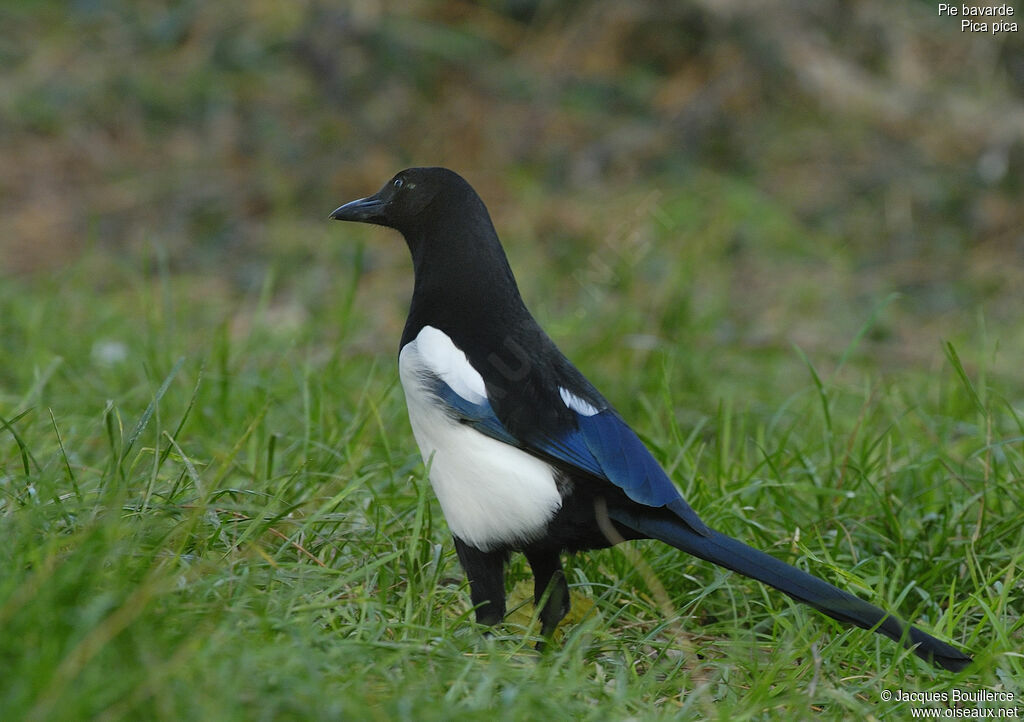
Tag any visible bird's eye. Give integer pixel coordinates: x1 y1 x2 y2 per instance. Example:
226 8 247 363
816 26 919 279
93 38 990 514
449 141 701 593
393 178 404 189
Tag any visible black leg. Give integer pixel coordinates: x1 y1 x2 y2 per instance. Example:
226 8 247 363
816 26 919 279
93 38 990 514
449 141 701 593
454 537 508 627
524 548 570 641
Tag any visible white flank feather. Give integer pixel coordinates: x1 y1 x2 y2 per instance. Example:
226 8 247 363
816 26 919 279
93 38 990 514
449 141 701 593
399 326 561 550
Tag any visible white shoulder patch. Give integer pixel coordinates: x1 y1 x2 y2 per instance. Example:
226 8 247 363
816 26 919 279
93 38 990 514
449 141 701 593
559 387 600 416
412 326 488 404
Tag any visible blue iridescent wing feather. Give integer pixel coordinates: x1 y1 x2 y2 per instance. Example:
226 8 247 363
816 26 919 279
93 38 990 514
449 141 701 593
429 377 709 535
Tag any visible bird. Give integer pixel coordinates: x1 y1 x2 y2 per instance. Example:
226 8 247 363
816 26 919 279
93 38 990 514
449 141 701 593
329 166 971 672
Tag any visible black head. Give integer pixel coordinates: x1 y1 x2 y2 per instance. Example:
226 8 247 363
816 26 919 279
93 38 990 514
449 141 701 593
330 166 524 338
329 167 479 236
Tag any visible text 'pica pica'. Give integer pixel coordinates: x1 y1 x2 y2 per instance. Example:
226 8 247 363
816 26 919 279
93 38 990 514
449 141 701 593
330 167 971 672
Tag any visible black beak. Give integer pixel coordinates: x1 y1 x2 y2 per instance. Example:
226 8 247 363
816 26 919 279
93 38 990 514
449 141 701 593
329 194 387 223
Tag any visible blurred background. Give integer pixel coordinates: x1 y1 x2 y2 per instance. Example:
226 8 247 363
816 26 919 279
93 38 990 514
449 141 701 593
2 0 1023 381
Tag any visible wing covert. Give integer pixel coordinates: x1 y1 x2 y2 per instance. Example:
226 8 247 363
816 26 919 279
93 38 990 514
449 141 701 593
426 376 709 535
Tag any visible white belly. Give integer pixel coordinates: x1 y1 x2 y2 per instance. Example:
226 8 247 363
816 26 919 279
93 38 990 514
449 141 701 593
398 329 562 551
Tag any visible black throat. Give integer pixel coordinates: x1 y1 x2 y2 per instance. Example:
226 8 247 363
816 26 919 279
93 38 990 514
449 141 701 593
398 198 529 351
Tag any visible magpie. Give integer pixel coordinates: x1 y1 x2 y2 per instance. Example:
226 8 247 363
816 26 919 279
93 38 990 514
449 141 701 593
330 167 971 672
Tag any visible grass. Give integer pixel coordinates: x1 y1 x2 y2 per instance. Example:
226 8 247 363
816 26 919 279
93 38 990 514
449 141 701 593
1 179 1022 721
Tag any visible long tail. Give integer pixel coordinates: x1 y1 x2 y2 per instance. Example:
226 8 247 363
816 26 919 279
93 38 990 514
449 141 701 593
610 509 971 671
